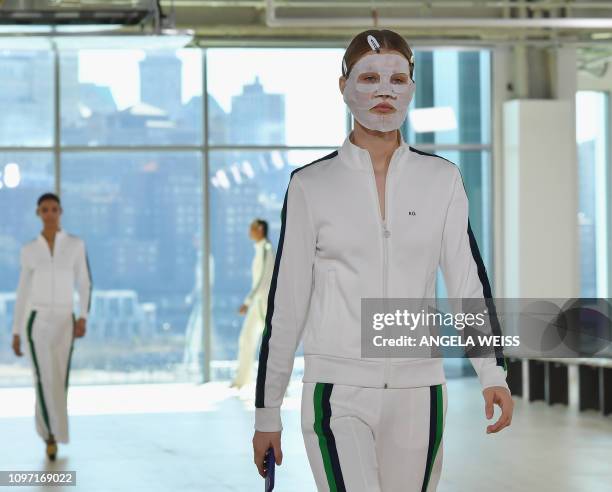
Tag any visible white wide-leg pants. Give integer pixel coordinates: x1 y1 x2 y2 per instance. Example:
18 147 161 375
25 309 75 443
301 382 448 492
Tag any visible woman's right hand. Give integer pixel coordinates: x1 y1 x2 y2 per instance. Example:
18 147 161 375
253 430 282 478
12 335 22 357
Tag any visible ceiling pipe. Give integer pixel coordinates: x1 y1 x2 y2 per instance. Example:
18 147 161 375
265 16 612 30
167 0 612 9
263 0 612 29
268 0 612 8
192 39 562 48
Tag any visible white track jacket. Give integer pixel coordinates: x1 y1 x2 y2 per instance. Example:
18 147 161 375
12 229 92 336
243 238 274 309
255 132 508 432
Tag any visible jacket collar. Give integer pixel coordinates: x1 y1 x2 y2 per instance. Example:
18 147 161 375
254 237 268 248
38 228 65 254
338 130 410 172
38 228 65 240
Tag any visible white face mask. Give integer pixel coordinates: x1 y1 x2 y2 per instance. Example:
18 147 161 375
342 52 416 132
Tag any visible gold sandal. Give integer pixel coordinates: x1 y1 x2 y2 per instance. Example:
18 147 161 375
46 441 57 461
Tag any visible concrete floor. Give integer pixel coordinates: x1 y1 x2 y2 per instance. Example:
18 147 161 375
0 378 610 492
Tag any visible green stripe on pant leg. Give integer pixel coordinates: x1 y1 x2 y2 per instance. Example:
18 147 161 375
421 384 444 492
313 383 337 491
26 311 52 438
431 385 444 469
65 314 76 391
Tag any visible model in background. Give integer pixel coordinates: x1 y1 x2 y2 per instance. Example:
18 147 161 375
231 219 275 389
11 193 92 460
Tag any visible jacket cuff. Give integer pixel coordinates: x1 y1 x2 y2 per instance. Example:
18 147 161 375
478 368 510 392
255 407 283 432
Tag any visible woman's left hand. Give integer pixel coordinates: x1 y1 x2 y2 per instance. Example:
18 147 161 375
12 335 23 357
74 318 87 338
483 386 514 434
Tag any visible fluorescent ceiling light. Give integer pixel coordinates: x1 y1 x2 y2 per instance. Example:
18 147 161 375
0 25 58 34
3 162 22 189
409 106 457 133
54 25 125 33
55 32 194 50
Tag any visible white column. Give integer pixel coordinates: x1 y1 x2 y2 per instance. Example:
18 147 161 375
502 99 578 298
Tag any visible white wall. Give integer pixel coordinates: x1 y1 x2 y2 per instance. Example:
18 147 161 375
494 47 580 298
502 99 579 298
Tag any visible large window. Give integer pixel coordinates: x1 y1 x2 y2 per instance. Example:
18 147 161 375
0 46 493 386
407 50 491 147
0 51 54 147
576 91 609 298
60 50 203 146
0 48 205 386
61 152 202 383
207 49 346 147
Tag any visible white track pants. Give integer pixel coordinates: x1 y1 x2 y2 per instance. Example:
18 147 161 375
301 382 448 492
25 309 75 443
233 297 266 387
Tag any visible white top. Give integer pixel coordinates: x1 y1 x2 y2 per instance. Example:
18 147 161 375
243 238 275 307
12 229 92 336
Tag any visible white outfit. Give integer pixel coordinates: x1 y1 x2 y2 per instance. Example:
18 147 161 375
254 132 508 490
233 238 275 387
12 229 92 443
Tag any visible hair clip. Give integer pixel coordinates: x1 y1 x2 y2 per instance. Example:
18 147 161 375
367 34 381 53
342 57 348 75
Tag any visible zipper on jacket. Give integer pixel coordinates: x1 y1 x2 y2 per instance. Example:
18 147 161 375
382 217 390 389
382 171 392 389
366 146 402 389
51 237 55 309
45 234 55 310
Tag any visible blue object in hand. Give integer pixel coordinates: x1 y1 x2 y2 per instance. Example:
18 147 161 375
264 447 275 491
